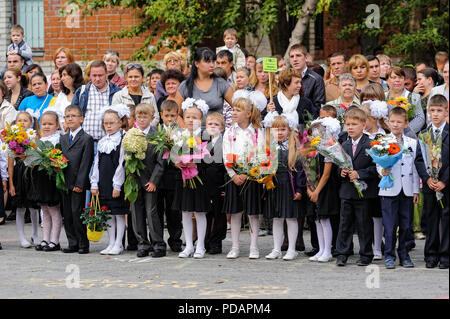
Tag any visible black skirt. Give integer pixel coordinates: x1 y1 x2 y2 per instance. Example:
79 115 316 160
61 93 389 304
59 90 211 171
11 160 40 209
172 166 211 213
28 167 60 207
98 198 129 216
223 177 263 216
263 170 302 219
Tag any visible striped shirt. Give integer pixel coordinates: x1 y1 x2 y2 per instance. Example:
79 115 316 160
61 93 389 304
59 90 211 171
84 84 110 140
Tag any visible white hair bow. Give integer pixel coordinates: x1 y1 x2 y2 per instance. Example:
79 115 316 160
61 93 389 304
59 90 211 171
262 111 298 130
310 116 341 138
100 104 131 120
181 98 209 117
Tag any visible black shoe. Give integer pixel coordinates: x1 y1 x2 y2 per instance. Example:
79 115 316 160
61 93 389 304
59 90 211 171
426 260 438 268
439 262 449 269
78 248 89 254
126 245 138 251
137 249 149 258
356 258 371 266
336 256 347 266
152 250 166 258
62 246 78 253
43 242 61 252
208 246 222 255
35 240 49 251
305 248 319 257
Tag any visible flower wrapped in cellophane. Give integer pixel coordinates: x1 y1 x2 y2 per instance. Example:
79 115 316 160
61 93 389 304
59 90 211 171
310 127 367 197
122 128 148 202
418 128 444 207
0 122 37 158
147 123 177 162
297 129 320 191
366 133 409 190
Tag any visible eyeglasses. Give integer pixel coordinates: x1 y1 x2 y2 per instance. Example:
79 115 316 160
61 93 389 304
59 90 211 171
64 115 81 119
126 63 143 71
106 50 119 57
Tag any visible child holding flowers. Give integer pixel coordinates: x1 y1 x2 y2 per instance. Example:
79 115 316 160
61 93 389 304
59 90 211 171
32 111 64 252
222 97 266 259
262 112 305 261
90 104 130 255
5 111 40 248
172 98 211 259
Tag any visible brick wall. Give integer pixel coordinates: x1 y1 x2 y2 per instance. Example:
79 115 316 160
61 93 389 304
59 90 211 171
44 0 165 65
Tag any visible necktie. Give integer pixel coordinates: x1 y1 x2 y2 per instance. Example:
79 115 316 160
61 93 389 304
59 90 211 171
435 128 440 138
69 134 73 145
352 141 357 156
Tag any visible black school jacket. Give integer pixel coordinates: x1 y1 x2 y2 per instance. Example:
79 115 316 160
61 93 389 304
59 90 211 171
339 133 379 200
60 128 94 190
136 127 165 189
204 133 226 198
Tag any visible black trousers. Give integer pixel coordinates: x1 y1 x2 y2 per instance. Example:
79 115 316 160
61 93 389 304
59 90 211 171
205 193 226 250
0 187 5 219
61 190 89 250
131 189 166 252
423 192 449 263
157 188 182 248
337 199 373 260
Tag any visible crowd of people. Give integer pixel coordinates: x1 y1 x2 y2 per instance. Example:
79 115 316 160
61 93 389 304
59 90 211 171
0 25 448 270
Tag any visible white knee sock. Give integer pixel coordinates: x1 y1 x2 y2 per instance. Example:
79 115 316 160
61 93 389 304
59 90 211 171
230 212 242 250
372 217 383 255
29 208 40 244
321 218 332 257
249 215 260 250
114 215 126 248
48 205 62 245
286 218 299 252
194 212 207 252
182 211 194 251
272 218 284 252
16 208 28 245
106 217 116 250
315 220 325 257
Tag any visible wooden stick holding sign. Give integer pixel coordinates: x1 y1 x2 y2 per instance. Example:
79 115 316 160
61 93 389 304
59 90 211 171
263 57 278 103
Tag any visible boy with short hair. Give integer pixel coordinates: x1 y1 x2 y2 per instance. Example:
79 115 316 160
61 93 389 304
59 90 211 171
416 94 449 269
132 103 165 258
379 107 421 269
60 105 94 254
157 100 183 252
7 25 33 67
216 28 246 69
203 112 227 254
336 108 378 266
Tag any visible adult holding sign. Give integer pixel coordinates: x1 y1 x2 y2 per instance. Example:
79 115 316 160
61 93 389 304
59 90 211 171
263 68 316 128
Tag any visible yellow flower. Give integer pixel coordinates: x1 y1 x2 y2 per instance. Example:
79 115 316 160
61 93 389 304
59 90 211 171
310 136 321 147
250 166 260 177
186 137 197 148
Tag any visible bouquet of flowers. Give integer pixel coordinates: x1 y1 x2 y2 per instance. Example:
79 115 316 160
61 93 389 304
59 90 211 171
297 130 320 191
22 140 69 192
168 128 210 188
418 128 444 207
80 195 111 242
122 128 148 202
147 123 177 162
310 130 367 197
387 96 414 121
366 134 408 190
336 104 349 127
225 130 278 190
0 122 37 158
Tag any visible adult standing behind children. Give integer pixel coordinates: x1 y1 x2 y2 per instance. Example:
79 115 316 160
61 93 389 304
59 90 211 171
72 60 121 142
104 51 126 89
0 80 16 129
18 73 55 121
112 63 159 127
216 28 246 69
155 51 187 102
3 67 33 110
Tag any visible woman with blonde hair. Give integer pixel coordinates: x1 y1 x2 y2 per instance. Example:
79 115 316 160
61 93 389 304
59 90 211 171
348 54 370 98
155 51 187 102
104 51 126 88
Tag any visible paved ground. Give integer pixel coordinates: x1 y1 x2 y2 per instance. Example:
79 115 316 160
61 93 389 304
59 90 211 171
0 220 448 299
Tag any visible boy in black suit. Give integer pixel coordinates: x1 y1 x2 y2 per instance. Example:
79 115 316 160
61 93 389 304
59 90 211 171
336 108 378 266
132 103 165 258
203 112 227 254
415 94 449 269
157 100 183 253
60 105 94 254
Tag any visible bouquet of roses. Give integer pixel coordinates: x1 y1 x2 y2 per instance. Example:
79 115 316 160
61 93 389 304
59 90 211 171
387 96 415 122
366 134 408 190
168 128 210 188
22 140 69 192
418 128 444 207
0 122 37 158
297 130 320 191
147 123 177 162
225 131 278 191
122 128 148 202
310 129 367 197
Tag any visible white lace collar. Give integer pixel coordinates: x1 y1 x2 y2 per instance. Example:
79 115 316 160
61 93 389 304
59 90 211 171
40 132 60 147
98 131 123 154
